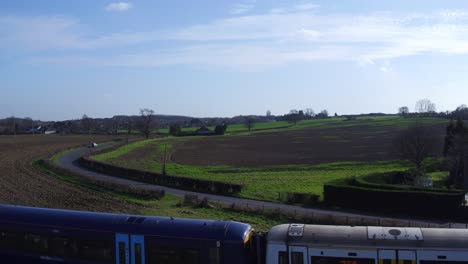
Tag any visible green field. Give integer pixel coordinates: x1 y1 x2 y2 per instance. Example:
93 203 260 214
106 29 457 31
92 116 450 202
35 160 282 231
118 115 448 136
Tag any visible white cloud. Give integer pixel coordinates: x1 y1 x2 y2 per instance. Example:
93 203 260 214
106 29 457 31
6 4 468 70
294 3 320 11
105 2 133 12
230 2 256 15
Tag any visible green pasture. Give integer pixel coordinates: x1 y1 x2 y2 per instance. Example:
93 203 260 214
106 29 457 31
93 144 411 201
92 116 451 202
118 115 448 137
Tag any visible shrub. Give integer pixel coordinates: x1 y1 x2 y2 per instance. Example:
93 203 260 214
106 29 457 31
78 157 243 195
183 194 209 208
282 192 320 206
323 178 465 217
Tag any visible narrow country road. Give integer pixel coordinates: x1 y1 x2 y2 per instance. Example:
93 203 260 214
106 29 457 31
58 145 467 228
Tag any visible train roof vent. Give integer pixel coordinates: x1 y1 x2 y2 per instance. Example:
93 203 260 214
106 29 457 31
368 227 423 241
126 216 137 223
135 217 146 224
289 224 305 237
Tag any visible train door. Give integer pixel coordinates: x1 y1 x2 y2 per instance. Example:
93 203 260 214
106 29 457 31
289 246 308 264
115 234 146 264
116 234 130 264
378 250 416 264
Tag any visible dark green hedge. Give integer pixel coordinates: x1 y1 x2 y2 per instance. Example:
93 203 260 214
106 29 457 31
281 192 320 206
323 178 465 216
78 157 243 195
356 173 459 194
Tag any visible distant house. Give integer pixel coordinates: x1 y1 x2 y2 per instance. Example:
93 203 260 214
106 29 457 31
196 126 216 135
27 126 46 134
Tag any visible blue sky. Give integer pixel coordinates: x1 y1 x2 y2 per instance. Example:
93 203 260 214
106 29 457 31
2 1 468 120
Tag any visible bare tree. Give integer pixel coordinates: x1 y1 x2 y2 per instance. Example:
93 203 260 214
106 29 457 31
305 108 315 118
444 119 468 189
398 106 409 116
394 125 437 170
24 117 33 134
415 99 436 113
456 104 467 111
81 114 93 134
266 110 272 117
139 108 155 139
6 116 18 136
244 116 255 132
315 109 329 119
126 118 133 144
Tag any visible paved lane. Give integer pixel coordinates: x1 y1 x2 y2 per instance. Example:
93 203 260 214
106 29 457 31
58 145 467 228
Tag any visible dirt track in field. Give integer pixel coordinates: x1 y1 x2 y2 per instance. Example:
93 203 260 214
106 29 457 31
0 135 139 213
171 123 447 166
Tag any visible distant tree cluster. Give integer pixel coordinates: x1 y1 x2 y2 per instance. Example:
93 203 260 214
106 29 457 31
279 108 330 125
444 119 468 189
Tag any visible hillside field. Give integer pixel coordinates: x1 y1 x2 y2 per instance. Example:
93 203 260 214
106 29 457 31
92 116 451 202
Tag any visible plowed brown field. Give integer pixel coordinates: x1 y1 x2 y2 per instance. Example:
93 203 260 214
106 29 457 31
0 135 139 213
172 123 447 166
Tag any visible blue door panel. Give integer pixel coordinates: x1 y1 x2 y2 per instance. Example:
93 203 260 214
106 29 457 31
115 233 129 264
130 235 145 264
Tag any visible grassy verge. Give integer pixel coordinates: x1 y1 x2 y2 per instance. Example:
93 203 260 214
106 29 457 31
34 160 283 231
50 148 79 165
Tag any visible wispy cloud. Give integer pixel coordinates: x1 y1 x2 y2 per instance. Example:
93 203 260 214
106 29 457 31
105 2 133 12
6 5 468 70
230 2 256 15
294 3 320 11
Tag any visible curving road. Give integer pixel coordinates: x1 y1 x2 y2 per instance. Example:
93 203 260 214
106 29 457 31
58 144 467 228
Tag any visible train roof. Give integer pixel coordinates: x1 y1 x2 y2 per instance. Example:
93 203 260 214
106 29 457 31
267 224 468 249
0 205 252 242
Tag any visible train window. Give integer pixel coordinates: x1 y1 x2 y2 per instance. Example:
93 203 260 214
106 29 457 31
79 239 113 261
148 247 200 264
209 247 221 264
419 260 468 264
292 252 304 264
134 243 142 264
311 256 375 264
278 251 289 264
49 237 78 258
23 233 49 254
118 242 126 264
0 231 20 250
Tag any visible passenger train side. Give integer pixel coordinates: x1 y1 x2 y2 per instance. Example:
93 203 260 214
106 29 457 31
1 205 468 264
0 205 253 264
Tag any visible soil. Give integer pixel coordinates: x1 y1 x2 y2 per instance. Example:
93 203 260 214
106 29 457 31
171 123 447 166
0 134 140 213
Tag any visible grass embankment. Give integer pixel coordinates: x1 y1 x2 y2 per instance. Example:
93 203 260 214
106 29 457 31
174 115 447 136
50 148 79 165
92 116 450 202
35 159 282 231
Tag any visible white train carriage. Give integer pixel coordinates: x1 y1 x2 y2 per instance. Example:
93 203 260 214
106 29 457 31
266 224 468 264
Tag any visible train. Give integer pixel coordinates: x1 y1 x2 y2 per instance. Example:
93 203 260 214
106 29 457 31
1 205 468 264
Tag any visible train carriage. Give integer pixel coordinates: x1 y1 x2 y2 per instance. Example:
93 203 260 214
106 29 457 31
266 224 468 264
0 205 253 264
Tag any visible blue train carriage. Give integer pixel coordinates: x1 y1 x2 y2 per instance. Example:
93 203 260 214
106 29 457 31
266 224 468 264
0 205 254 264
